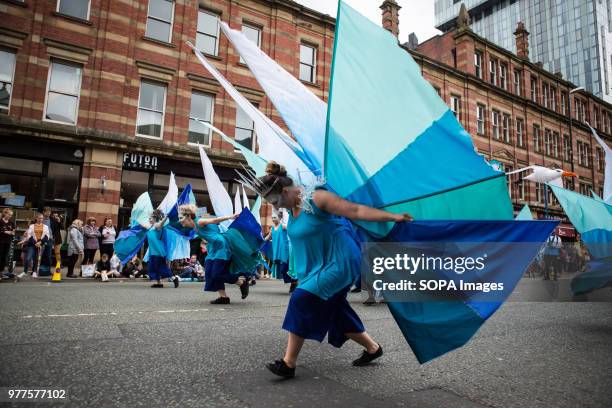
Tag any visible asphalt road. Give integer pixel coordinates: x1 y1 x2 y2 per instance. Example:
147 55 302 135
1 278 611 408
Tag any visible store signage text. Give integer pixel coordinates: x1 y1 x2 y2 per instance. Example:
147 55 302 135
123 153 158 170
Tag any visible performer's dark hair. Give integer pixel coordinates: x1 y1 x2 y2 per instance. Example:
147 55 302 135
151 209 165 221
259 161 293 195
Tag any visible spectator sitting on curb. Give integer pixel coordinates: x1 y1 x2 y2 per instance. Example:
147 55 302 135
107 254 122 278
94 253 111 282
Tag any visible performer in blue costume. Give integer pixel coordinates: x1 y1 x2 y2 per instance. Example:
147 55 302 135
178 205 250 304
243 162 412 378
265 211 297 292
146 209 180 289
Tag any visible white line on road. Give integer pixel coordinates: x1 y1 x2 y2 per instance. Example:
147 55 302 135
19 308 219 319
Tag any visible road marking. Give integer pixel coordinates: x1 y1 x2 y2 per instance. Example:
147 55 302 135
19 308 221 319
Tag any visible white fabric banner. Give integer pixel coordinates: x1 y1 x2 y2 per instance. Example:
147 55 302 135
588 123 612 204
187 42 311 181
234 188 242 214
157 172 178 215
198 145 233 227
242 185 249 210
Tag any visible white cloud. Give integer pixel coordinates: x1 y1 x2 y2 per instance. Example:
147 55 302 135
298 0 441 44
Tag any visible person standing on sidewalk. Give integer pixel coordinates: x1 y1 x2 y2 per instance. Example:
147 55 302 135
50 212 63 266
83 217 101 265
99 217 117 258
0 208 15 277
19 213 49 278
66 219 84 278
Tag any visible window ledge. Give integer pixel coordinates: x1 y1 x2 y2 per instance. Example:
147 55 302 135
202 53 222 61
1 0 27 8
300 80 320 89
52 11 93 26
142 36 176 48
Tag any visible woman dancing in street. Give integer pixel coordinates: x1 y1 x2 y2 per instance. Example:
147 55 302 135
242 162 412 378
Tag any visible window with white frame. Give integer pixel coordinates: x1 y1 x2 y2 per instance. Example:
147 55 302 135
530 76 537 103
197 10 220 56
502 113 510 143
44 60 82 125
240 24 261 64
552 132 559 158
533 124 541 152
499 63 507 90
513 69 522 96
596 147 604 172
476 104 485 135
299 44 316 83
563 134 571 161
57 0 90 20
550 86 556 111
516 118 524 147
544 129 552 156
0 49 16 113
542 83 549 108
474 51 482 79
188 91 214 145
450 95 461 119
136 81 166 138
491 110 500 139
561 91 567 115
235 104 257 151
489 58 497 85
145 0 174 43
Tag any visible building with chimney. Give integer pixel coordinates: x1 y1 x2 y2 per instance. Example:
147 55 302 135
434 0 612 104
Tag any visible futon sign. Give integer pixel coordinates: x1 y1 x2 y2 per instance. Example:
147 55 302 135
123 152 158 170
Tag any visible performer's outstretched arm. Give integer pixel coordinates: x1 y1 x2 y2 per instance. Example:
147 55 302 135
312 190 412 223
197 213 238 227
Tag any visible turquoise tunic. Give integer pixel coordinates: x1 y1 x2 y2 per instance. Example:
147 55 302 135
271 224 289 263
287 200 361 300
146 228 167 257
195 222 231 261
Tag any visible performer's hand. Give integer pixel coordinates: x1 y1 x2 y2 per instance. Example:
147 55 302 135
231 213 240 219
394 213 413 222
35 242 41 248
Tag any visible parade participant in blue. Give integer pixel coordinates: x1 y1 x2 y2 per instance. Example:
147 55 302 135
144 209 178 288
241 162 412 378
264 211 297 292
177 205 250 304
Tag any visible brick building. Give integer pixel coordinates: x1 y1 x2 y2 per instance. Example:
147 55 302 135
0 0 334 232
0 0 609 238
411 5 610 233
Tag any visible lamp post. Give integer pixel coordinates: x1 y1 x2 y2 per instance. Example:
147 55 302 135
567 86 584 179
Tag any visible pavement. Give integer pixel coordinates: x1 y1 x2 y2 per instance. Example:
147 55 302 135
0 278 611 408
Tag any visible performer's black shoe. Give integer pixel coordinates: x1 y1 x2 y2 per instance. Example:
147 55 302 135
239 279 250 299
173 276 179 288
352 344 383 366
363 298 376 306
151 283 164 288
210 297 230 304
289 281 298 293
266 359 295 379
350 286 362 293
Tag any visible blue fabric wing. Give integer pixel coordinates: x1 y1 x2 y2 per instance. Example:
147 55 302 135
380 220 557 364
114 224 148 265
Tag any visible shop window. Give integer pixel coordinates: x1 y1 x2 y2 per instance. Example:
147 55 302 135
45 162 80 202
197 9 220 56
57 0 90 20
299 44 316 83
136 81 166 138
120 170 149 208
0 156 43 209
188 91 214 145
0 157 42 174
44 60 82 125
235 104 257 151
0 49 16 113
146 0 174 43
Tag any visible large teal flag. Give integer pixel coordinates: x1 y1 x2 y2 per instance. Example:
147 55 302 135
549 185 612 294
325 1 513 229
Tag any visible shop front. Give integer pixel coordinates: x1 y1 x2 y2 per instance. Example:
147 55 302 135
118 151 250 229
0 137 84 235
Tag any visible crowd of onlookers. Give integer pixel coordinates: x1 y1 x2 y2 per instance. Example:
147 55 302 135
526 232 592 280
0 206 211 283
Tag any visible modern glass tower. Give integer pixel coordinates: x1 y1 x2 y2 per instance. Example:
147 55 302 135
434 0 612 103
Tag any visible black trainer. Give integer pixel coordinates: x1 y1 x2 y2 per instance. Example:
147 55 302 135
289 281 298 293
352 344 383 366
210 297 230 305
266 359 295 378
151 283 164 288
173 276 179 288
239 278 250 299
